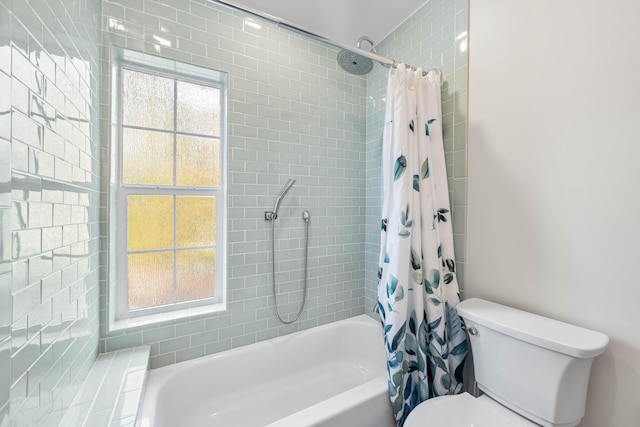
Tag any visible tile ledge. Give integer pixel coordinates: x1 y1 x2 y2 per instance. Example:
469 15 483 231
60 346 151 427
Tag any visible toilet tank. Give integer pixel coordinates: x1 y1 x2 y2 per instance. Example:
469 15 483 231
457 298 608 427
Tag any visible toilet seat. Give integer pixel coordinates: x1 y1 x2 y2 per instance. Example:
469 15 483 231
403 392 539 427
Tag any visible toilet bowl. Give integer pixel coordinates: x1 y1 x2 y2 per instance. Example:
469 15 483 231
405 393 536 427
403 298 608 427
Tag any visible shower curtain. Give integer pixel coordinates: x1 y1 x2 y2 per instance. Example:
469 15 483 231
377 65 467 426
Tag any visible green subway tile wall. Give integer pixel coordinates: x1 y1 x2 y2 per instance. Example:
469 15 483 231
99 0 369 369
1 0 103 425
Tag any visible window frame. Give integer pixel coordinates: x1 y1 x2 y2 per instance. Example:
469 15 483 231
108 47 227 331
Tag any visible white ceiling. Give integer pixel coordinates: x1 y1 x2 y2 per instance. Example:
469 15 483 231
224 0 429 49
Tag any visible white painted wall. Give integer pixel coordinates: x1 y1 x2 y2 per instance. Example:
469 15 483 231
467 0 640 426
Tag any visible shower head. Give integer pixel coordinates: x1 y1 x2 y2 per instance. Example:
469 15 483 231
272 179 296 219
337 36 377 75
337 50 374 75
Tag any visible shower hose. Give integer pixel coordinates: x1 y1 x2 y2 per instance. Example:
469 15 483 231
271 210 310 324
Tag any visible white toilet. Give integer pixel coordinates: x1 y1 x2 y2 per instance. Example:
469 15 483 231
404 298 609 427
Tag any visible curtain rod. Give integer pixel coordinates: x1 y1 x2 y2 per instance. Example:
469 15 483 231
208 0 437 75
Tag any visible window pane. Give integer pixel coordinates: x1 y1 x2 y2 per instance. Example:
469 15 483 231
122 69 174 130
176 135 220 187
176 81 220 136
128 195 173 251
122 128 174 185
176 196 216 248
176 249 215 302
128 251 174 310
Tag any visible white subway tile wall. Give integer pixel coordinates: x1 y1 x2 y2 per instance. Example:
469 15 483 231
364 0 469 314
1 0 103 425
99 0 368 369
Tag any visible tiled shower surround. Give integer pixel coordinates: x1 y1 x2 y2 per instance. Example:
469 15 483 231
1 0 102 425
99 0 368 368
1 0 468 424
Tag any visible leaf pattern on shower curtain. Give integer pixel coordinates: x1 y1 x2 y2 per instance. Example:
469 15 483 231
377 65 468 427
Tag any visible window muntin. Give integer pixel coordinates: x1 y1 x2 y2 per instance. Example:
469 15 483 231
116 65 224 320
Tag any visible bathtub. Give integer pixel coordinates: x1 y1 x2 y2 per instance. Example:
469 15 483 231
137 315 395 427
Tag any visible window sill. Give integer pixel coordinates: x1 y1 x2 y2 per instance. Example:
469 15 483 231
108 301 227 332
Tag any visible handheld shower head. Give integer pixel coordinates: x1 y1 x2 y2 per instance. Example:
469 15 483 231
270 179 296 220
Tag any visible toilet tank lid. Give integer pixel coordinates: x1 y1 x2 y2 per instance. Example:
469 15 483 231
457 298 609 358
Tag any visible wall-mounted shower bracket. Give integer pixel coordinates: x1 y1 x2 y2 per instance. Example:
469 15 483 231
265 211 277 221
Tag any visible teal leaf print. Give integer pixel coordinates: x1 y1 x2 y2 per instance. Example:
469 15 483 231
443 273 454 284
388 380 396 396
404 376 412 399
389 351 404 368
410 248 421 270
394 285 405 302
424 279 434 294
381 218 388 231
434 208 449 224
392 394 403 414
418 320 429 353
437 245 442 258
384 252 390 263
405 332 417 356
377 267 383 280
428 317 442 331
394 155 407 181
413 174 420 192
391 323 406 352
445 259 455 272
388 276 398 297
398 230 410 238
428 269 440 289
392 370 403 386
413 272 423 285
421 157 430 179
409 120 414 133
429 297 442 306
445 302 464 345
409 311 417 334
450 340 468 356
377 301 386 321
432 352 447 372
425 119 436 136
440 373 452 390
400 204 411 227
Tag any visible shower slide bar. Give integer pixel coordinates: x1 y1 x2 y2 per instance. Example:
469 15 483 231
209 0 441 77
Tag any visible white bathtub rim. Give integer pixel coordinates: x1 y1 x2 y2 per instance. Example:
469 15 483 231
140 314 382 424
264 376 388 427
149 314 378 377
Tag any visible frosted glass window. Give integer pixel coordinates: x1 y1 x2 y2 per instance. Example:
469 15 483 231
177 81 221 136
176 249 216 302
176 196 216 248
128 252 174 310
176 136 220 187
122 129 173 185
122 69 174 130
127 195 173 251
115 61 226 320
